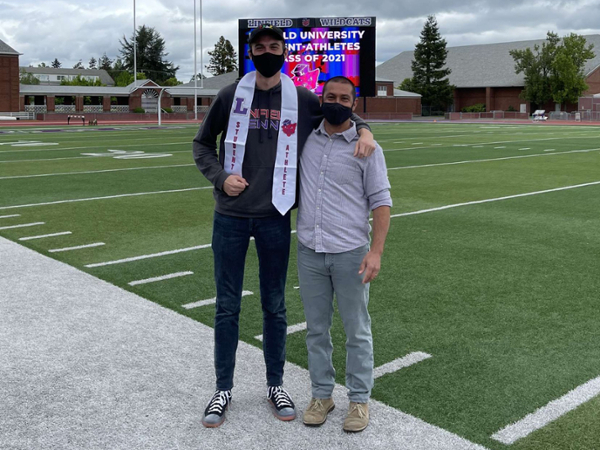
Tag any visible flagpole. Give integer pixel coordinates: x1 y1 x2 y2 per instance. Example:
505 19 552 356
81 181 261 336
133 0 137 85
200 0 203 89
194 0 198 120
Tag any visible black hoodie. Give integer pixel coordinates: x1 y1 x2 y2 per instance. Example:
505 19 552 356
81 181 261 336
193 80 370 218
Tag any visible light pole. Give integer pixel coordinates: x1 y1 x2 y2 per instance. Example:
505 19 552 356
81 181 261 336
194 0 197 120
133 0 137 85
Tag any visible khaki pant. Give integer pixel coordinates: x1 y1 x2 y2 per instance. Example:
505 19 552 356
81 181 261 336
297 241 373 403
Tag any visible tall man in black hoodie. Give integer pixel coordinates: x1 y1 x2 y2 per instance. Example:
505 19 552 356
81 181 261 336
193 24 374 428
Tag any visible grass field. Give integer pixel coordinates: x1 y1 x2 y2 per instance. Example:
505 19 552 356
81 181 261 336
1 121 600 449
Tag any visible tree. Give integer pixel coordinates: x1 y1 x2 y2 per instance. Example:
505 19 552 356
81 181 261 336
510 32 594 109
98 53 113 71
51 58 61 69
190 73 208 82
510 32 560 107
206 36 238 76
37 62 47 68
551 34 595 107
19 69 40 85
60 75 103 86
88 57 97 69
73 60 84 69
163 77 182 86
119 25 179 84
407 16 454 113
398 77 419 93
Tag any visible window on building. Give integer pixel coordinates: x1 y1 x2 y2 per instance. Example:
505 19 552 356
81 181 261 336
377 85 388 97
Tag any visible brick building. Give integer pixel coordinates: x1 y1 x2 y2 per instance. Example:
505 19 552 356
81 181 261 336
377 34 600 114
0 39 21 113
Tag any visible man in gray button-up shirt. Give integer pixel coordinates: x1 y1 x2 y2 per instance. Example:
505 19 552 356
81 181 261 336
297 76 392 432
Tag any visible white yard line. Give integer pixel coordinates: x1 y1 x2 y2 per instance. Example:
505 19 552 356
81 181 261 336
0 186 212 211
128 271 194 286
19 231 72 241
255 322 307 342
85 179 600 269
374 352 432 379
389 181 600 219
0 163 195 180
0 221 45 231
491 375 600 445
85 244 212 268
49 242 105 253
181 290 254 309
387 147 600 171
0 214 20 219
0 139 190 154
0 149 190 164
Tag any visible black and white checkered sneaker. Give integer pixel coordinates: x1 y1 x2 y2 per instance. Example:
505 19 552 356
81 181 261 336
267 386 296 421
202 390 232 428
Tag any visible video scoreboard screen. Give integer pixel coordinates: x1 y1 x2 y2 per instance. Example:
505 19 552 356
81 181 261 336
238 17 376 97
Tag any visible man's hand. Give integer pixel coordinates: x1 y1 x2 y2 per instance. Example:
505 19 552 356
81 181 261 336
354 129 376 158
223 175 249 196
358 250 381 284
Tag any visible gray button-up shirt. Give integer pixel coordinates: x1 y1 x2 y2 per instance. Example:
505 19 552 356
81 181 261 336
297 120 392 253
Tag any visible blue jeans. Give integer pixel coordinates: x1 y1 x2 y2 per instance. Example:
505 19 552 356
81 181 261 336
211 211 290 391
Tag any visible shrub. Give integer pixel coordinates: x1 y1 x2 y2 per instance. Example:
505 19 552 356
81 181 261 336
461 103 486 113
133 107 145 113
162 107 173 113
507 105 516 111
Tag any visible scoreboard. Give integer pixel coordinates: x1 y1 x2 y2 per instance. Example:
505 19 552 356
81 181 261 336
239 17 376 97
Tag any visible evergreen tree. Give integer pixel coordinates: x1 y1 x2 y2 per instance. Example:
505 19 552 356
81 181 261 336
51 58 61 69
73 60 84 69
88 57 97 69
119 25 179 84
206 36 238 76
99 53 113 71
408 16 454 113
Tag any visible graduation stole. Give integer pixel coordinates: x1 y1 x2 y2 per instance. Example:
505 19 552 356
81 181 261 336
223 71 298 215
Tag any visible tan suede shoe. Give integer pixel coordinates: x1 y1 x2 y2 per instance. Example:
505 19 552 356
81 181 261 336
343 402 369 432
302 397 335 426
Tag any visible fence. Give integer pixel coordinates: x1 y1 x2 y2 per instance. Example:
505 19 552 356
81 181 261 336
110 105 130 113
55 105 76 113
83 105 103 113
172 106 188 113
445 111 529 120
549 110 600 122
0 111 36 120
25 105 47 114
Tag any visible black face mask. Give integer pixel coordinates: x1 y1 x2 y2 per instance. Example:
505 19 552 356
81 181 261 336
252 52 285 78
321 102 353 126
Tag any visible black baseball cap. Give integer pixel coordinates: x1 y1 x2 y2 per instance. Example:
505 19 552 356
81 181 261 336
248 24 285 44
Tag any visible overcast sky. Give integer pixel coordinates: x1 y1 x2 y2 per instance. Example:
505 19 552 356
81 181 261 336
2 0 600 82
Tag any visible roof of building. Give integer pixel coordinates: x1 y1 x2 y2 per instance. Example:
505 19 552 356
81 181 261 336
20 85 132 96
20 67 115 86
0 38 20 56
179 71 239 90
393 89 421 98
377 34 600 89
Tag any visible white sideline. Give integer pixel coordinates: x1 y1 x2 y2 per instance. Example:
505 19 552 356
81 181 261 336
0 163 195 180
128 271 194 286
181 290 254 309
20 231 72 241
491 375 600 444
0 221 45 231
254 322 307 342
49 242 105 253
0 214 20 219
0 186 212 211
374 352 433 379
